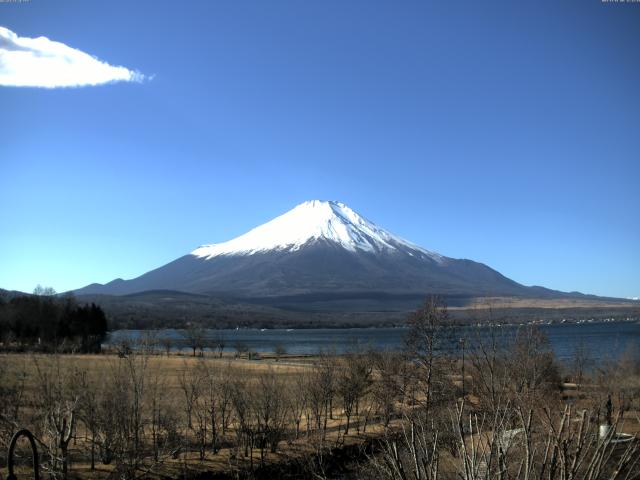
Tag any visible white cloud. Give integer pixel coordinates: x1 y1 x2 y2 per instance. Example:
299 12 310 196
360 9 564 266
0 26 148 88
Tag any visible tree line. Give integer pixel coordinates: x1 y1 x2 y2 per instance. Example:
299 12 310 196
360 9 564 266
0 287 108 353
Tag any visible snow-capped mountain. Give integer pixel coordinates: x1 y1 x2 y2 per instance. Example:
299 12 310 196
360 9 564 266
191 200 443 261
75 200 551 303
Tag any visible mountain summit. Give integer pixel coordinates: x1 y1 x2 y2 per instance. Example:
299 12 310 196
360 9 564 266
75 200 564 305
191 200 443 261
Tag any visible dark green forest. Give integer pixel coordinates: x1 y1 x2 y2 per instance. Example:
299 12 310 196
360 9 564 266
0 293 107 352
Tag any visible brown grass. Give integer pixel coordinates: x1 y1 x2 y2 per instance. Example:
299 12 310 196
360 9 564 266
451 296 639 310
1 352 382 479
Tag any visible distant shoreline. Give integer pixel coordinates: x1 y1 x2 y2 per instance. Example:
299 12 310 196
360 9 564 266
104 319 640 362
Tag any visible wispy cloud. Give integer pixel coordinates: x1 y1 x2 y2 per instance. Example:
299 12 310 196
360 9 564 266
0 26 148 88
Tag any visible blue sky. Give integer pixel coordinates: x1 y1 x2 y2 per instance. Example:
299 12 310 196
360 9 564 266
1 0 638 298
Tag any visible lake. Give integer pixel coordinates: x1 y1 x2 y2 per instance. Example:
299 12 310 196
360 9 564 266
106 320 640 364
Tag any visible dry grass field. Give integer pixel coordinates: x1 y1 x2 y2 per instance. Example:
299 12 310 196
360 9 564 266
451 296 640 310
1 317 639 480
0 351 398 479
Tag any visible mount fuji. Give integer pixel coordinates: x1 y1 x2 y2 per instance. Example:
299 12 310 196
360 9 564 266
74 200 570 305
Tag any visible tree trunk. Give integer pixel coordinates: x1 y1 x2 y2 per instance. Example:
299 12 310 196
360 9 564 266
61 443 69 480
90 431 95 470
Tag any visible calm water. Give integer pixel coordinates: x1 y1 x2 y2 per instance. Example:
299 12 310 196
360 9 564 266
106 321 640 364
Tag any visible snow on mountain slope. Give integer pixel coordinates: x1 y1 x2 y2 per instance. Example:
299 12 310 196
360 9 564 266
191 200 444 261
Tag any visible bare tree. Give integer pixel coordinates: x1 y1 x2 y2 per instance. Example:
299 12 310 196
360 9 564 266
370 398 640 480
468 322 511 415
160 335 173 356
32 356 79 480
253 369 289 462
212 333 226 358
234 341 250 359
138 330 159 355
76 369 100 470
617 343 640 413
178 362 203 430
507 325 561 410
96 377 118 465
336 351 373 435
404 296 451 415
182 324 206 357
148 369 180 463
288 370 308 439
197 359 222 454
274 343 287 361
572 340 592 391
230 375 255 464
33 284 57 296
372 350 405 427
101 351 150 477
306 352 337 443
192 377 209 461
217 362 235 437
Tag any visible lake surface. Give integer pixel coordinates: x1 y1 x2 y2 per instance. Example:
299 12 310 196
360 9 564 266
107 320 640 364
